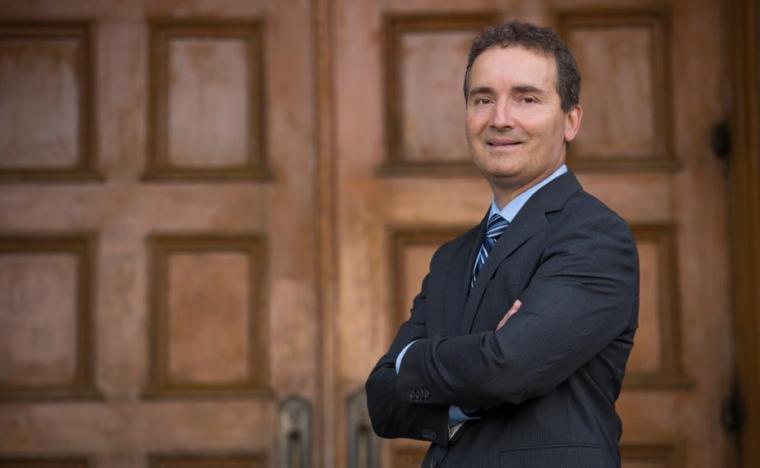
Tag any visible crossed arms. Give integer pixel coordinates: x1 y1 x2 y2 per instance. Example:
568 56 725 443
365 209 638 444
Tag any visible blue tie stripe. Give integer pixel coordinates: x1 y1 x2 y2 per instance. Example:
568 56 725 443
471 214 509 288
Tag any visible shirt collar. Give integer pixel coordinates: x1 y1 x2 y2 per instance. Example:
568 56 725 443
489 164 568 223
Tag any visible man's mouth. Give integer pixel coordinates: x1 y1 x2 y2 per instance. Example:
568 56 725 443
486 138 522 147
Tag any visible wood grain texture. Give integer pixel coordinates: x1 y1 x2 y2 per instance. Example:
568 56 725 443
625 224 691 390
0 0 319 464
621 442 682 468
381 12 498 175
558 9 676 172
0 457 89 468
0 22 99 181
729 0 760 466
145 234 271 398
0 0 744 467
0 234 98 400
145 20 269 181
148 454 265 468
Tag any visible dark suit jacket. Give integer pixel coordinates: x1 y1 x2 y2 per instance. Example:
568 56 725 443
365 172 639 468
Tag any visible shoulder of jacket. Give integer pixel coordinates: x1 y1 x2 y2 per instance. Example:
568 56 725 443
555 190 633 234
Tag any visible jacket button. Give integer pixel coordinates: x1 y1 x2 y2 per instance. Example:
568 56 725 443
409 390 416 400
423 389 430 399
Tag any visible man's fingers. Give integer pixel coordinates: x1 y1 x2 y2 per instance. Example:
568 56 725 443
496 299 522 330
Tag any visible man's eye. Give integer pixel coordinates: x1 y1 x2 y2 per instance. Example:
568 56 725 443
520 96 537 104
473 97 492 105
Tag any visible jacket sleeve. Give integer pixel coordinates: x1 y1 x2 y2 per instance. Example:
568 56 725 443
395 210 639 410
365 268 450 446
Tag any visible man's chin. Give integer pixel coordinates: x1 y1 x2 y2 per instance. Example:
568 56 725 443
474 164 522 183
478 170 524 190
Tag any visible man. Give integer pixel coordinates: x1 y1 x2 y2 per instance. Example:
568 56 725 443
365 21 639 467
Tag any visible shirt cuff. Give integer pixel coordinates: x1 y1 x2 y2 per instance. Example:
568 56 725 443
395 340 417 375
448 405 479 426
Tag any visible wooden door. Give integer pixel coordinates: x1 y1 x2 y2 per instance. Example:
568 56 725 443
0 0 738 468
0 0 319 467
332 1 736 468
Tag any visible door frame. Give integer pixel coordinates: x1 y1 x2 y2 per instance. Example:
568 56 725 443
729 0 760 467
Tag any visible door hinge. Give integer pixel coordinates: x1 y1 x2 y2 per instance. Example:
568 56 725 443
722 382 744 434
711 121 732 161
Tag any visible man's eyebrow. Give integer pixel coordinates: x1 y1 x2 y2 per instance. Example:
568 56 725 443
512 84 545 94
467 86 494 98
468 84 546 98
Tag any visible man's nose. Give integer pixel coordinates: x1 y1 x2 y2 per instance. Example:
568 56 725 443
491 98 514 129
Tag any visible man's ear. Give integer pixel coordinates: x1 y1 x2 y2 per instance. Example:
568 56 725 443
564 105 583 142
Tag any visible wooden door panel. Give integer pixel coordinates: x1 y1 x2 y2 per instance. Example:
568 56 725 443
0 0 317 466
0 21 97 180
561 9 674 170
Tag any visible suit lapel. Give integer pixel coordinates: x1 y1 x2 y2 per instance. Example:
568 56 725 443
458 172 583 333
443 213 487 336
459 208 546 332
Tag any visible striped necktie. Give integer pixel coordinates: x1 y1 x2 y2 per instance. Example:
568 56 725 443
471 213 510 288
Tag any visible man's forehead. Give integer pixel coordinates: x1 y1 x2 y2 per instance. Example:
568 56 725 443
469 45 557 87
476 43 554 62
473 45 555 70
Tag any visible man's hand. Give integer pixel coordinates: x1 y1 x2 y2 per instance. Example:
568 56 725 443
496 299 522 330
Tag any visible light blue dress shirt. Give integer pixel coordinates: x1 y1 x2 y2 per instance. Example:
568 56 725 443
395 164 568 426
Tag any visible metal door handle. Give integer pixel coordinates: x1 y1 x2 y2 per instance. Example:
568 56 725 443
347 390 379 468
280 396 311 468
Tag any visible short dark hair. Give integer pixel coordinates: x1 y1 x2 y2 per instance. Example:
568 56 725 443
463 21 581 112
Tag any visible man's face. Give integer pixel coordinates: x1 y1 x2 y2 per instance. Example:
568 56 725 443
465 46 582 203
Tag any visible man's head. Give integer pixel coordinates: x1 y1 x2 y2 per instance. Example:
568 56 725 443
463 21 583 206
463 21 581 112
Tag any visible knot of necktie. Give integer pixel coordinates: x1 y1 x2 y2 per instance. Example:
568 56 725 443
471 214 509 288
